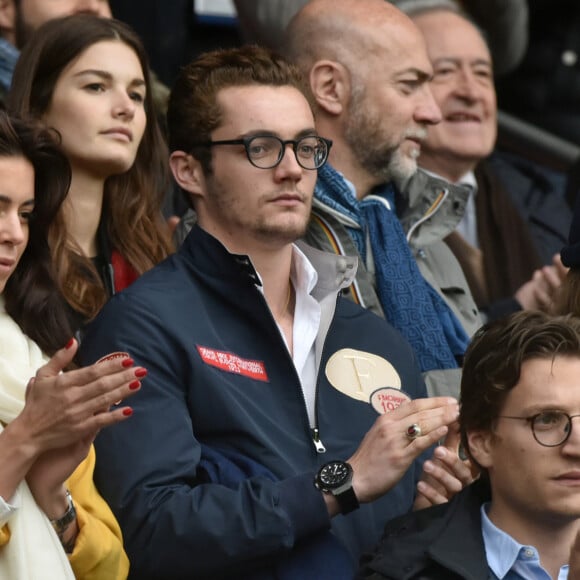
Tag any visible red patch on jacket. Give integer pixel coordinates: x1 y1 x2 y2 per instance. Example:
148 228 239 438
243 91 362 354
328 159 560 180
196 346 269 382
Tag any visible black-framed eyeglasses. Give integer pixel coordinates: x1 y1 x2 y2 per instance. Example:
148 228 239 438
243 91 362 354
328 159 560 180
499 411 580 447
191 135 332 170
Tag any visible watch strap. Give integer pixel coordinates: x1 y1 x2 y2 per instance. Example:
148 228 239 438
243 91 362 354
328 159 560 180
332 481 360 515
50 489 76 535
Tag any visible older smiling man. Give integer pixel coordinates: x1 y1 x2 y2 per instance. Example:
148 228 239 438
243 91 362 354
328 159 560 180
404 0 572 321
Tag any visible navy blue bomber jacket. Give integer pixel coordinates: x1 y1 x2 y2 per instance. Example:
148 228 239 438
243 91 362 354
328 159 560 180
81 225 428 580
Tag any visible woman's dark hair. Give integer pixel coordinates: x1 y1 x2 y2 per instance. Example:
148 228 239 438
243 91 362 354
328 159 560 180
7 14 172 320
1 111 73 355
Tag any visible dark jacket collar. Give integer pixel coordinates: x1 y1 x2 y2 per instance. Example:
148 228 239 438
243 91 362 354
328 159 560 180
180 224 357 296
362 479 492 580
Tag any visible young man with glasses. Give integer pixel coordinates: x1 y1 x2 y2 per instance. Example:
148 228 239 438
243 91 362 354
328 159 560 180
360 310 580 580
79 45 462 579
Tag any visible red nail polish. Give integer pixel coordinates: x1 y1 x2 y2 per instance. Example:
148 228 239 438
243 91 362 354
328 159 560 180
65 338 75 349
129 380 141 390
121 358 134 368
122 408 133 417
134 368 147 378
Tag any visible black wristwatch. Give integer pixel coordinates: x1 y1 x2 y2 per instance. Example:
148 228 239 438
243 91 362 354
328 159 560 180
314 460 359 515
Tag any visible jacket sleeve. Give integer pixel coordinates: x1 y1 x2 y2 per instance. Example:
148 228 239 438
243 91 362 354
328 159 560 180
66 445 130 580
81 292 332 579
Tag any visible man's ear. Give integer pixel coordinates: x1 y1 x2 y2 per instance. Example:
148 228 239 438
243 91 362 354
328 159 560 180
0 0 15 38
169 151 206 200
309 59 350 116
466 429 494 469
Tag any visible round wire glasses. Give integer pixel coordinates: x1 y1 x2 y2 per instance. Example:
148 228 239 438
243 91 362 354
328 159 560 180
499 411 580 447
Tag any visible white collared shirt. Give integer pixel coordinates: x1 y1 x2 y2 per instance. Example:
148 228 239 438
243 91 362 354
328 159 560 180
257 244 321 427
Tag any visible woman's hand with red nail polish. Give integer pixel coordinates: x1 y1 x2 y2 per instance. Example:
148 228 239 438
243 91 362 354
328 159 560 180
9 347 146 510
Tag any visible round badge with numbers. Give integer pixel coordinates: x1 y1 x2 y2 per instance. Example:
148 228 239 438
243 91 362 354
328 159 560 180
370 387 411 415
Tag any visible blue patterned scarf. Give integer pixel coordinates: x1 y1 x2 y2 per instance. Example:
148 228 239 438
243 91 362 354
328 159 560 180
315 164 469 371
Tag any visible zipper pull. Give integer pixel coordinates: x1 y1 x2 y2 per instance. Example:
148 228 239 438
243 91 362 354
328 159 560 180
311 428 327 454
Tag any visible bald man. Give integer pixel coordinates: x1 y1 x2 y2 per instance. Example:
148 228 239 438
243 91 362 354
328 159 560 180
285 0 481 398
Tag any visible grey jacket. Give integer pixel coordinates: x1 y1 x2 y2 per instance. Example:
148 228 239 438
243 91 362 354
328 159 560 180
303 169 483 398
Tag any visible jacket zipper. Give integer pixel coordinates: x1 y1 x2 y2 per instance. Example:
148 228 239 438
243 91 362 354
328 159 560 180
257 288 327 455
405 187 449 243
310 291 343 455
311 427 326 453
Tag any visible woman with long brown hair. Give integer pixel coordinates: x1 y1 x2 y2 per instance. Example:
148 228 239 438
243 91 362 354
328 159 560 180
7 13 172 326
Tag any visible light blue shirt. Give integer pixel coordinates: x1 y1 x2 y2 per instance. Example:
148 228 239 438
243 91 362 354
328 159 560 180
481 503 569 579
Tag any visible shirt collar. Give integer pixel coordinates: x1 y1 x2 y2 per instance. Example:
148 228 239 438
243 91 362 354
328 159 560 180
457 170 478 196
253 243 318 296
481 503 570 579
291 243 318 296
481 503 523 578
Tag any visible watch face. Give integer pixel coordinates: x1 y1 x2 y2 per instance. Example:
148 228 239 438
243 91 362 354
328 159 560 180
319 461 350 487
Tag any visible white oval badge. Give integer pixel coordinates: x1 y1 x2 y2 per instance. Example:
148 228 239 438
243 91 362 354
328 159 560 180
325 348 401 402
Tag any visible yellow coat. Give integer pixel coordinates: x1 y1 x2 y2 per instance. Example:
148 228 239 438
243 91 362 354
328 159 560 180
0 299 129 578
0 445 129 579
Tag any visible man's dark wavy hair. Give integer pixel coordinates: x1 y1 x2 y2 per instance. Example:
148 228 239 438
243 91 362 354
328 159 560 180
460 310 580 470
